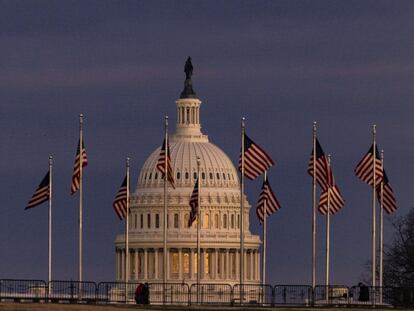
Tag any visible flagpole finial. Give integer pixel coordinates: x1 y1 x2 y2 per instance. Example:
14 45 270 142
328 154 331 165
241 116 245 128
126 157 130 167
373 124 376 134
381 149 384 160
49 155 53 165
165 115 169 127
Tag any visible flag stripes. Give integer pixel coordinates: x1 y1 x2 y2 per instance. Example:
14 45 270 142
378 171 397 214
156 138 175 189
188 178 199 227
113 176 128 220
319 185 345 215
26 171 50 209
355 144 383 187
307 138 330 191
71 140 88 194
256 178 281 223
239 134 274 180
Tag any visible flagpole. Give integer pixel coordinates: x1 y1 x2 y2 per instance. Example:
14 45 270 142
79 113 84 284
372 124 377 303
262 171 267 305
379 150 384 304
240 117 245 304
125 157 130 302
196 156 201 303
262 171 267 287
325 155 331 302
48 155 53 294
163 115 168 303
312 121 317 291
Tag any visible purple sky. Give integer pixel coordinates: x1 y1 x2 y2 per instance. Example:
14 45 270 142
0 1 413 285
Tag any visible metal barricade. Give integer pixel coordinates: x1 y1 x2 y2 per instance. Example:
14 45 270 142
314 285 349 305
233 284 273 306
97 282 141 303
273 285 312 306
190 283 232 305
48 280 97 303
0 279 47 302
146 283 189 305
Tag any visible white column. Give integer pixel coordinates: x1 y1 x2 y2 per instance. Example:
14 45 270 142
133 250 138 280
236 250 240 279
244 250 247 280
121 250 125 281
251 251 254 280
166 249 170 281
144 249 148 280
201 249 205 279
220 251 224 280
225 250 229 280
154 251 157 279
116 250 120 280
179 249 183 280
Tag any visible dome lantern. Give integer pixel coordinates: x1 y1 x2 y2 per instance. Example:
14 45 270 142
174 57 207 142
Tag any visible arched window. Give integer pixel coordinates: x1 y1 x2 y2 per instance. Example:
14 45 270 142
177 172 181 179
231 214 234 229
174 213 179 228
205 252 211 275
184 213 189 227
209 173 213 179
203 213 210 229
134 214 137 229
155 172 158 179
202 172 206 179
183 252 190 274
223 214 227 229
155 214 160 228
193 172 197 179
140 214 143 229
149 173 152 180
147 214 151 228
216 173 220 179
223 173 226 180
214 214 219 229
185 172 189 179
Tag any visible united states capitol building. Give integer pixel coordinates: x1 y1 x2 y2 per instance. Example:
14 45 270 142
115 60 261 286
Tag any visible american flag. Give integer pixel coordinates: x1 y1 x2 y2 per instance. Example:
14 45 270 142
113 176 128 220
307 138 330 191
377 170 397 214
26 171 50 209
188 178 199 227
319 184 345 215
355 144 383 187
156 138 175 189
256 178 281 223
239 134 274 180
71 139 88 194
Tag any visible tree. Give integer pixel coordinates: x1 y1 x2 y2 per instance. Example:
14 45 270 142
383 207 414 287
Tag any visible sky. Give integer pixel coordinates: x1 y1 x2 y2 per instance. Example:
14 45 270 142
0 0 413 286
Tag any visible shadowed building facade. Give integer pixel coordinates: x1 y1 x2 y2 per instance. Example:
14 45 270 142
115 61 261 285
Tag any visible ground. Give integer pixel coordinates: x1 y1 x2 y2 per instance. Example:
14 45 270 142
0 304 401 311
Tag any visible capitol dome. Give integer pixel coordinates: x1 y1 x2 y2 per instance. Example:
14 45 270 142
115 60 261 287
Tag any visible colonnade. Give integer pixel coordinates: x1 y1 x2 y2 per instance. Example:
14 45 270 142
116 247 260 283
177 105 200 125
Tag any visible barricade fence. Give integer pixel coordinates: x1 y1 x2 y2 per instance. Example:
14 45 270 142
0 279 413 307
